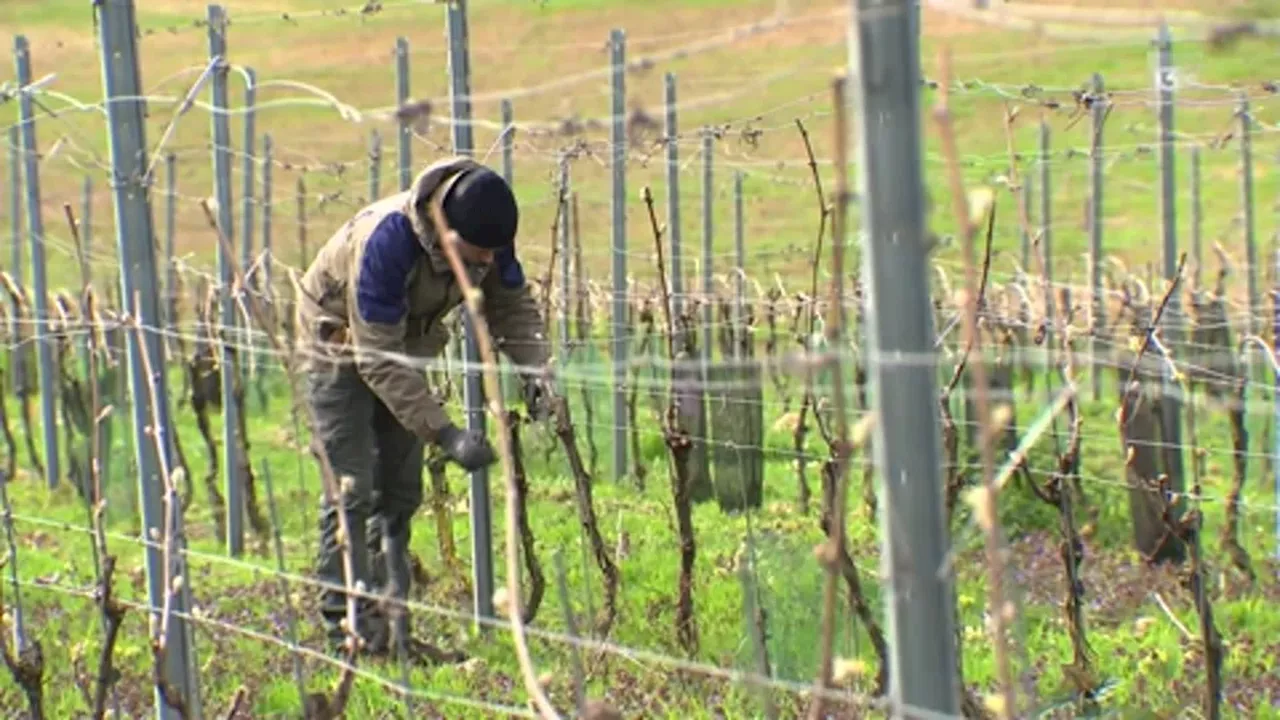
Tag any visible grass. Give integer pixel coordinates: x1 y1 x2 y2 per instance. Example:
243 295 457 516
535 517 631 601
2 0 1280 716
3 347 1279 718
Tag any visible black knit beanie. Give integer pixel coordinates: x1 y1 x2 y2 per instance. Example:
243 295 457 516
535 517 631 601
441 166 519 250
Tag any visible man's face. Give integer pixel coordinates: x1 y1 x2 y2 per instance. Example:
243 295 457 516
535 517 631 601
455 239 495 267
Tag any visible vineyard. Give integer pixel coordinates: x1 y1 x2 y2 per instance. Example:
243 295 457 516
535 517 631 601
3 0 1280 717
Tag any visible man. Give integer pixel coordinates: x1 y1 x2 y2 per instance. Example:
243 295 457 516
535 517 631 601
294 155 552 657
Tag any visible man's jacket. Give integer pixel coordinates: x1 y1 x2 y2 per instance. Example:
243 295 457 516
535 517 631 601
294 156 550 442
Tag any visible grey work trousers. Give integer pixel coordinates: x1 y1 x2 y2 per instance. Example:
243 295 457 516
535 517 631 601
306 364 426 645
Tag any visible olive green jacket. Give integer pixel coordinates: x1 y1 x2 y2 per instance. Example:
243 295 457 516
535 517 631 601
294 156 549 442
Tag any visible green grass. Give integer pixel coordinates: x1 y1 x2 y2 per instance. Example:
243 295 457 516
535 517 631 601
2 337 1280 717
4 0 1280 716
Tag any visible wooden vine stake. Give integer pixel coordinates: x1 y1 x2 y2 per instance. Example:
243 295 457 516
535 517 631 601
549 394 620 637
425 197 564 720
642 185 700 658
0 276 44 479
934 44 1017 719
505 411 546 624
198 200 359 718
62 205 125 719
806 72 885 719
132 302 193 719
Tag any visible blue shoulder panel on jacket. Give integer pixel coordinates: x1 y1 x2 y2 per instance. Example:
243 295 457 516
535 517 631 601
494 245 525 290
356 212 422 325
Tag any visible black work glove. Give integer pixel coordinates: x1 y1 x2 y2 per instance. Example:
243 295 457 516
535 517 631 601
522 376 553 422
434 423 497 472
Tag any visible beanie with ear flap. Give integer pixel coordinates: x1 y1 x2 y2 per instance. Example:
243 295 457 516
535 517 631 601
440 166 519 250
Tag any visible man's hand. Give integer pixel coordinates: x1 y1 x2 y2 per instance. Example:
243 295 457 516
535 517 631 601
522 373 555 422
434 423 496 471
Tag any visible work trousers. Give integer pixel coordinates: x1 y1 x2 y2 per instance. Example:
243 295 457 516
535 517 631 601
306 364 426 646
